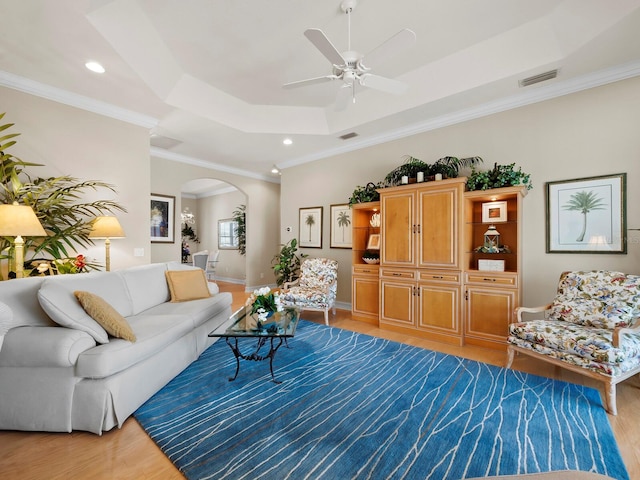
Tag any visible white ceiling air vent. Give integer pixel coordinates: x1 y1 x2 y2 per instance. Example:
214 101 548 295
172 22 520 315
518 69 559 87
339 132 359 140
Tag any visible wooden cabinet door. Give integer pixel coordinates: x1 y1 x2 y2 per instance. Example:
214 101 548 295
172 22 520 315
418 185 460 269
381 190 414 266
464 285 517 345
417 282 460 335
352 273 379 322
380 278 414 327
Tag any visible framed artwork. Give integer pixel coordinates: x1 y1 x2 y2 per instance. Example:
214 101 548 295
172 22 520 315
330 203 352 248
299 206 323 248
150 193 175 243
546 173 626 253
482 201 507 223
367 233 381 250
218 218 239 249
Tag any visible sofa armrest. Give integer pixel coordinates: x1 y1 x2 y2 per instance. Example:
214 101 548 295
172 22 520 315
0 326 96 368
613 322 640 348
514 304 553 323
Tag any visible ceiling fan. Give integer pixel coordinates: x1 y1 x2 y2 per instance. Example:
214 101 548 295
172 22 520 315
283 0 416 111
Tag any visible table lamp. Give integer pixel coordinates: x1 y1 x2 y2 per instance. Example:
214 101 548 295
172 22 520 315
89 216 125 271
0 202 47 279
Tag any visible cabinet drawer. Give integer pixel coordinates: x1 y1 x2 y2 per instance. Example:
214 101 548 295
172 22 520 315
380 268 416 280
465 272 518 287
419 270 461 284
353 265 379 276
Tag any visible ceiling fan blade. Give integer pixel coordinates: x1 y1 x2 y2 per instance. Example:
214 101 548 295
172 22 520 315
362 28 416 68
360 74 408 95
283 75 336 89
304 28 346 66
334 85 352 111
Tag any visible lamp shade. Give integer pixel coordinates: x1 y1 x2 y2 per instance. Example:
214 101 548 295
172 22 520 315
0 203 47 237
89 216 125 239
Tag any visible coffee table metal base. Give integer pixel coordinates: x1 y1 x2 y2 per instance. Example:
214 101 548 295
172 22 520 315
225 336 285 383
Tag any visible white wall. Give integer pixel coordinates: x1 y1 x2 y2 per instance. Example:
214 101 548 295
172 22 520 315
197 190 247 283
281 77 640 308
1 86 151 273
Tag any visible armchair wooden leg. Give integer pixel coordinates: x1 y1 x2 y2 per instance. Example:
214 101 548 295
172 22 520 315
605 382 617 416
506 346 515 369
324 309 329 326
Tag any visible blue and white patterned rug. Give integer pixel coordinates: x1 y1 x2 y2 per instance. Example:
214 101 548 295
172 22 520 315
134 321 629 480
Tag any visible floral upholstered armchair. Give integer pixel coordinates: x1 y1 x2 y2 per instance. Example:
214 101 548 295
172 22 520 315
507 270 640 415
280 258 338 325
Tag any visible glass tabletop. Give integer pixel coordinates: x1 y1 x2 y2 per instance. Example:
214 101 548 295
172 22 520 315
209 305 301 338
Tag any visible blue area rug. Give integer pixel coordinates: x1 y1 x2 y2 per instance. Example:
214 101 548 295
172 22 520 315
134 321 629 480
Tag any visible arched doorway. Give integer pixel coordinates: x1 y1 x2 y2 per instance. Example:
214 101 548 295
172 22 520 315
181 178 247 285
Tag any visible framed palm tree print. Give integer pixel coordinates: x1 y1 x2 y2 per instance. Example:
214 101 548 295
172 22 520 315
546 173 626 253
330 204 352 248
299 206 322 248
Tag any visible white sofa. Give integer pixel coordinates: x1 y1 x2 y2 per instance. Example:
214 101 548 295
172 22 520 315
0 262 233 434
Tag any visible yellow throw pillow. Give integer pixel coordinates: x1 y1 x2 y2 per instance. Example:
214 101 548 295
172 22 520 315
74 291 136 342
165 269 212 302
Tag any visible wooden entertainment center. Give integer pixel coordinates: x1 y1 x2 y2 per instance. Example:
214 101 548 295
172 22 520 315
351 177 527 349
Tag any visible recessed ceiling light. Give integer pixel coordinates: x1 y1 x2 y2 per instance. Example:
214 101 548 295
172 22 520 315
85 61 105 73
283 138 293 145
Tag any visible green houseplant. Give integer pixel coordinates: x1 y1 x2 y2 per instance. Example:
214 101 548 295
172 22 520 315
348 182 383 206
383 156 429 186
0 113 126 279
428 156 483 178
272 238 307 287
232 204 246 255
466 162 532 191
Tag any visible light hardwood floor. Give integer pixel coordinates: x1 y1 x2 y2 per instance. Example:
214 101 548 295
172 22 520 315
1 281 638 479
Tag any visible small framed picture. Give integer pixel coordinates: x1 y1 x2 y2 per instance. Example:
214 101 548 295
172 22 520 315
482 201 507 223
150 193 175 243
299 206 323 248
330 204 352 248
367 233 381 250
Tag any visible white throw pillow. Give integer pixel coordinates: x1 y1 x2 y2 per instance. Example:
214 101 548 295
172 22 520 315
38 281 109 344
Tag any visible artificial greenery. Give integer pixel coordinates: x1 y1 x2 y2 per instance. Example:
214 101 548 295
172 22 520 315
428 156 483 178
232 204 246 256
348 182 383 206
0 113 126 279
466 162 532 191
383 156 429 186
272 238 307 287
383 155 483 186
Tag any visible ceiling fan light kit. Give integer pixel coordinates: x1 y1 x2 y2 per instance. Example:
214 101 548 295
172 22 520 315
283 0 415 110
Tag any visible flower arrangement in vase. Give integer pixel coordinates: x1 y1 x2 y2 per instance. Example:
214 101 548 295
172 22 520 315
246 287 282 322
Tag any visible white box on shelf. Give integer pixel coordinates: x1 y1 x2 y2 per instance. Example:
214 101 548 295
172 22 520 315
478 259 505 272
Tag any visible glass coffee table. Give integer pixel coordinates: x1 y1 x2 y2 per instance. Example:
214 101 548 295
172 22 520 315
208 305 301 383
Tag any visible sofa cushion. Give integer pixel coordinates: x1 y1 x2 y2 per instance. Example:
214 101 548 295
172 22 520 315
38 284 108 344
38 272 135 344
165 269 211 302
142 292 232 329
0 276 52 329
74 291 136 342
75 314 193 378
548 271 640 329
118 263 170 315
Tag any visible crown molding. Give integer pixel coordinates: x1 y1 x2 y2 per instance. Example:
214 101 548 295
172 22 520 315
0 70 158 129
150 147 280 184
279 60 640 170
